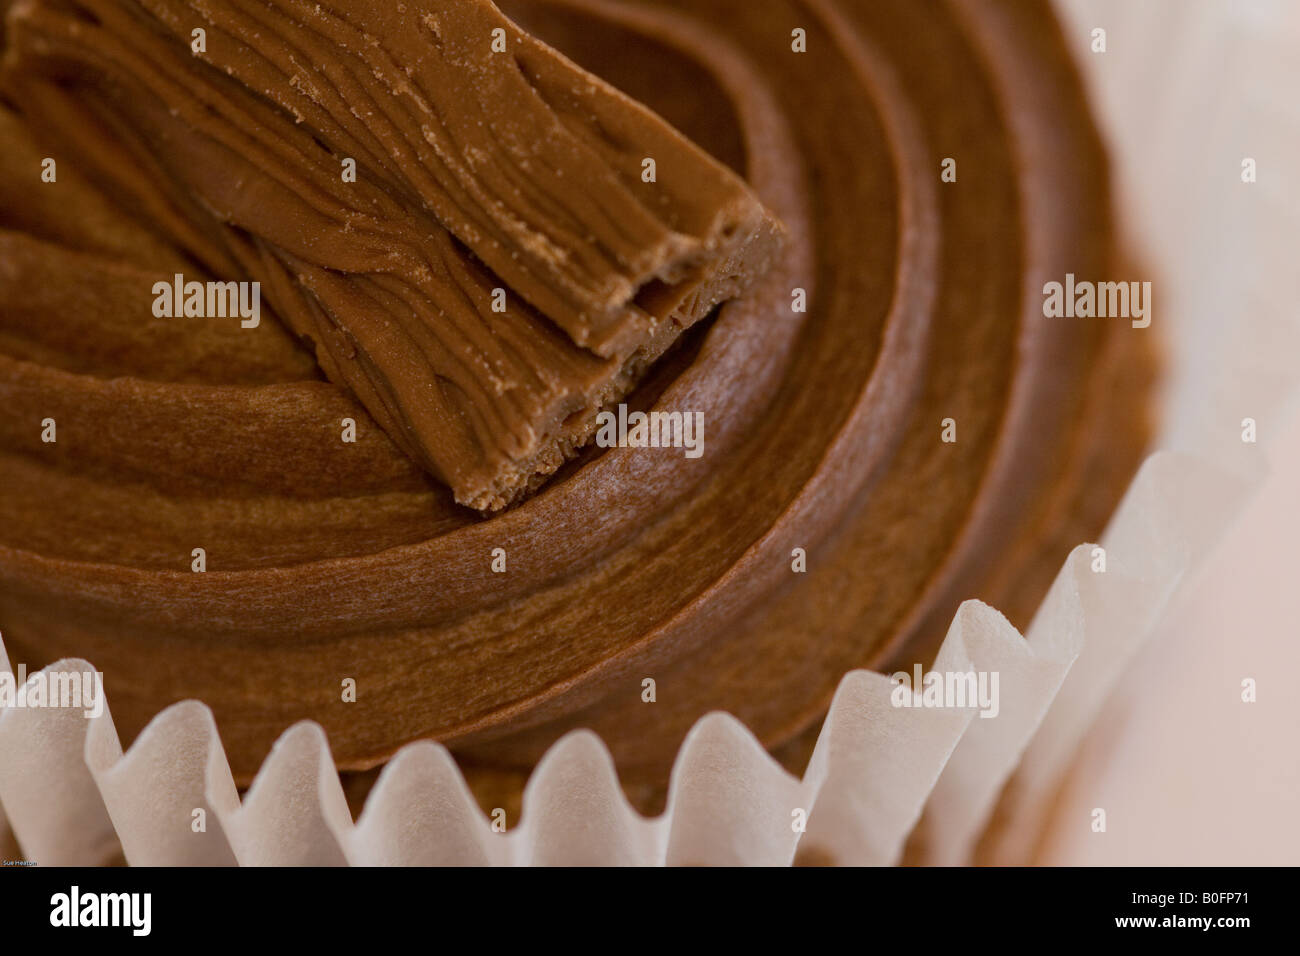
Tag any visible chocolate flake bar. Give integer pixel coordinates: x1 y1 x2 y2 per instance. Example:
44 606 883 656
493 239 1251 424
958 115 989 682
2 0 782 509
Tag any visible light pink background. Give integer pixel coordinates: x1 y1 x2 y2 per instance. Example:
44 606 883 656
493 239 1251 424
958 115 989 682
1046 409 1300 864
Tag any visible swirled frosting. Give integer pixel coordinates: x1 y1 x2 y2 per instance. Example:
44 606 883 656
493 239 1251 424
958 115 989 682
0 0 1154 803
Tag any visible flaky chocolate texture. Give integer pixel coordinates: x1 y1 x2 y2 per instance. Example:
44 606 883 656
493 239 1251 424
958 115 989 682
1 0 782 510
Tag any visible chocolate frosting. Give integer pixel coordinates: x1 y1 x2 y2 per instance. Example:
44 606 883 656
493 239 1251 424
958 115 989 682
0 0 1154 797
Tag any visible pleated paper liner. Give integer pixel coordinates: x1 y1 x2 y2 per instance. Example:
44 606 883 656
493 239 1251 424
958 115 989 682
0 443 1265 865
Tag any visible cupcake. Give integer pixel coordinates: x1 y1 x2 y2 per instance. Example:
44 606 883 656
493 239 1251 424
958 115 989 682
0 0 1154 835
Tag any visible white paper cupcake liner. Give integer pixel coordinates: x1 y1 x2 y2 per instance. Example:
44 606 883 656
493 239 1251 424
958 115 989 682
0 445 1263 866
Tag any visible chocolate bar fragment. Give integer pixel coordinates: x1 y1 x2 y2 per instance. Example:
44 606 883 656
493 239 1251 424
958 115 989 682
2 0 781 509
